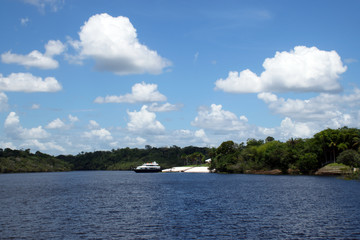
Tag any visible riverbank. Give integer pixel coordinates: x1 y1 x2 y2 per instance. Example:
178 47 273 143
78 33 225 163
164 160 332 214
162 166 213 173
315 163 354 176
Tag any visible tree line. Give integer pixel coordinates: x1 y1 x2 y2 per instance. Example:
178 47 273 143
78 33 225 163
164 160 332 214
210 127 360 174
1 127 360 174
0 145 210 173
0 149 71 173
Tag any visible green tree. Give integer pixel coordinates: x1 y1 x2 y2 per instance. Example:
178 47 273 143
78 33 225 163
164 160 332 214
246 138 264 147
297 153 318 174
216 141 237 155
263 141 289 173
337 149 360 167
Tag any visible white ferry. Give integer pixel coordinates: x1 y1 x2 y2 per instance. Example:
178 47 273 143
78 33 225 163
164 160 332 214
133 161 162 173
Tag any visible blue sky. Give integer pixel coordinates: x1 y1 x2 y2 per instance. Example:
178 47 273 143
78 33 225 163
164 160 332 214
1 0 360 155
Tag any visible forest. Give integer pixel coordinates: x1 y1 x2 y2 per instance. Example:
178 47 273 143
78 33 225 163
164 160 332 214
209 127 360 174
1 127 360 174
0 145 209 173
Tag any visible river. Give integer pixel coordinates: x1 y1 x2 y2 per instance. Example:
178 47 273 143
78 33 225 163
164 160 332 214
1 171 359 239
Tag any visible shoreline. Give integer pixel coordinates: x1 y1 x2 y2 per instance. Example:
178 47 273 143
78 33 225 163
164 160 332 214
162 166 213 173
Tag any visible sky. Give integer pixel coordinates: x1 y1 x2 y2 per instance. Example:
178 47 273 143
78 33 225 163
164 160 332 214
0 0 360 155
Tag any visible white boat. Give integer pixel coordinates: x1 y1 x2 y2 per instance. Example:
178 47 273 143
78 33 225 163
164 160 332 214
133 161 162 173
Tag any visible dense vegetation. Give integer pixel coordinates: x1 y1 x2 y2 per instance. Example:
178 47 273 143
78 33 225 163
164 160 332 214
0 145 210 173
210 127 360 174
0 149 71 173
57 145 210 171
1 127 360 174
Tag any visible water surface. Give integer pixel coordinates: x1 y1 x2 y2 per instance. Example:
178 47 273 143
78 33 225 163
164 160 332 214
1 171 359 239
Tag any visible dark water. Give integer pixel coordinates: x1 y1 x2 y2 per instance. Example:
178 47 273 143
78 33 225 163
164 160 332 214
1 171 360 239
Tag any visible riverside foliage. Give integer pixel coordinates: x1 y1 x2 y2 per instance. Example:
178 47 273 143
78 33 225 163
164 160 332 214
210 127 360 174
1 127 360 174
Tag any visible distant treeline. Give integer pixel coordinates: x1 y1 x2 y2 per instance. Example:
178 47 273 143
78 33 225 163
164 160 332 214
0 145 210 173
1 127 360 174
57 145 210 171
0 149 71 173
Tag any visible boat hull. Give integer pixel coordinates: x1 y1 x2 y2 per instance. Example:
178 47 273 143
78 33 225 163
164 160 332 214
133 169 162 173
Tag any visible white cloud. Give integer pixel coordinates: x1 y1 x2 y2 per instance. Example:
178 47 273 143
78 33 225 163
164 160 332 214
83 129 113 141
215 46 347 93
21 139 65 152
191 104 249 131
1 40 65 69
45 115 79 130
0 72 62 92
0 92 9 111
279 117 315 139
148 102 182 112
46 118 65 129
1 50 58 69
258 89 360 123
70 13 171 75
215 69 262 93
4 112 20 127
23 0 64 12
68 114 79 123
257 126 276 137
31 104 40 109
124 136 147 146
95 82 166 104
4 112 49 140
255 88 360 140
194 129 210 143
20 18 29 26
88 120 100 129
45 40 66 56
0 141 16 149
127 105 165 134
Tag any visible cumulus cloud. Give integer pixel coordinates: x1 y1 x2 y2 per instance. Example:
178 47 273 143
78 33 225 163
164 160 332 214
124 136 147 146
215 69 262 93
2 112 67 153
0 72 62 92
88 120 100 129
169 129 211 146
0 141 16 149
191 104 249 131
46 115 80 130
258 89 360 124
147 102 183 112
127 105 165 134
46 118 66 129
1 40 65 69
68 114 79 123
0 92 9 111
4 112 49 140
45 40 66 56
21 139 65 152
69 13 171 75
279 117 315 139
254 88 360 141
194 129 210 143
95 82 166 103
83 129 113 141
215 46 347 93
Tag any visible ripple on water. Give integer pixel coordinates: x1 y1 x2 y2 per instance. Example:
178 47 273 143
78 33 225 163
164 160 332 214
0 172 360 239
